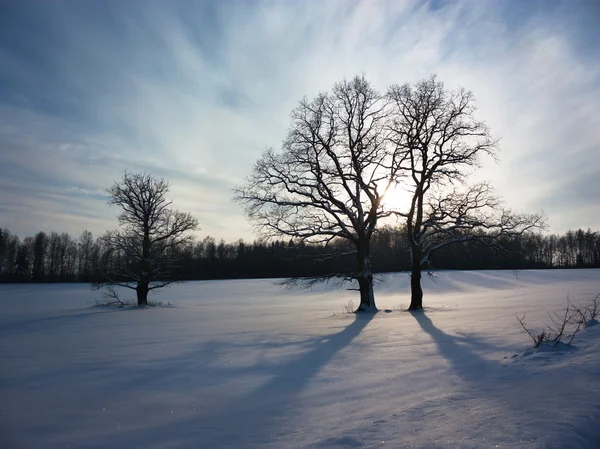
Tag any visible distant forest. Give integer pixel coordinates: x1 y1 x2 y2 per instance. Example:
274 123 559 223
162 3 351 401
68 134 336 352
0 226 598 283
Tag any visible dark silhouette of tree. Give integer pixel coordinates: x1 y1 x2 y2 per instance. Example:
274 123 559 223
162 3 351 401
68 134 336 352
387 76 546 310
0 229 19 281
32 232 47 281
77 230 94 282
95 171 199 306
61 233 78 281
1 226 599 285
47 232 62 281
234 76 398 312
13 237 32 281
0 230 7 280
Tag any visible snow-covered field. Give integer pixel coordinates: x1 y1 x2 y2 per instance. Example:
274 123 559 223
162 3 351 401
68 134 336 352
1 270 599 449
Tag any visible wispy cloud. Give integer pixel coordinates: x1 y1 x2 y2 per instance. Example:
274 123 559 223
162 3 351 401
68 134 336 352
1 0 598 240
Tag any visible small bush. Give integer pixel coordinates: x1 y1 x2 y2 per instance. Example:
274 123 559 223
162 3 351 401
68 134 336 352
574 293 599 326
342 300 355 314
516 293 600 348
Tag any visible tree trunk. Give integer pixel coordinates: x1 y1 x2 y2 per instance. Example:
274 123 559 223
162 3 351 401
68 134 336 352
136 281 149 306
355 241 377 312
356 273 376 312
408 246 423 311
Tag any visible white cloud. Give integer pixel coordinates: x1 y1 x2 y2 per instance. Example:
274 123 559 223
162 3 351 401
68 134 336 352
0 0 598 240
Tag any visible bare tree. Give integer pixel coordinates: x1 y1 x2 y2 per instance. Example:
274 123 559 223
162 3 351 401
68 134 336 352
387 76 546 310
32 231 48 281
0 229 19 280
96 171 199 306
234 76 397 312
77 230 94 282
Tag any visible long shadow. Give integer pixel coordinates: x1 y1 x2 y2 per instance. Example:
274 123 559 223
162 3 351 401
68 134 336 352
407 311 600 446
410 311 499 384
0 308 132 334
407 311 538 444
246 313 375 393
78 313 376 449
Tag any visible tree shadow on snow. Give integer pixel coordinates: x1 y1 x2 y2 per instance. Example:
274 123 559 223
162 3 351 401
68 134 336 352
407 311 555 445
83 313 375 449
186 313 375 447
0 308 133 334
409 311 500 384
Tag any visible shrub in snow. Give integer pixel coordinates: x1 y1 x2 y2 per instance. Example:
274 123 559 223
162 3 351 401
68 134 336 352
342 300 355 314
516 293 600 348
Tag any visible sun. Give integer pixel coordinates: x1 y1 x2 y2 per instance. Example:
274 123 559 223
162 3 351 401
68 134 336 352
380 183 411 212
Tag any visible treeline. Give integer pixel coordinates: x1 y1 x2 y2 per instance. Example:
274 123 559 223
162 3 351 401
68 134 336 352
0 227 599 283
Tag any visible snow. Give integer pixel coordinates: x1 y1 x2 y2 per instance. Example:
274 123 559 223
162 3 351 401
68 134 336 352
1 269 599 449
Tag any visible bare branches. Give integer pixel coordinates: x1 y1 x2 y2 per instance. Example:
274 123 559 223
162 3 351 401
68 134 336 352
589 293 599 321
234 76 393 247
516 293 599 348
99 285 126 307
278 273 355 290
108 171 172 229
383 76 546 310
386 78 503 266
547 300 583 345
516 313 546 348
387 76 498 189
235 74 547 312
571 293 600 325
98 171 199 305
234 76 396 310
419 183 547 263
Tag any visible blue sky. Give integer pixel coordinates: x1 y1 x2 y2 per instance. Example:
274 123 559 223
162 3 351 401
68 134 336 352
1 0 599 241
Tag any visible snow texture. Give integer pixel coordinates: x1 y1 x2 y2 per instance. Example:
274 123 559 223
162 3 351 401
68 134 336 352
1 269 599 448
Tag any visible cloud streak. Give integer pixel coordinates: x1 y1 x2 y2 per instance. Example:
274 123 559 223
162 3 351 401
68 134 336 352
0 0 599 240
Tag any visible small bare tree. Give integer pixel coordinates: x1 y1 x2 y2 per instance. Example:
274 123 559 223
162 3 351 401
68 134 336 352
234 76 397 312
95 171 199 306
387 76 546 310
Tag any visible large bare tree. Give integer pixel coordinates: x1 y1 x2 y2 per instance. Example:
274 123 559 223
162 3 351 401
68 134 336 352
234 77 397 312
387 76 546 310
97 171 199 306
